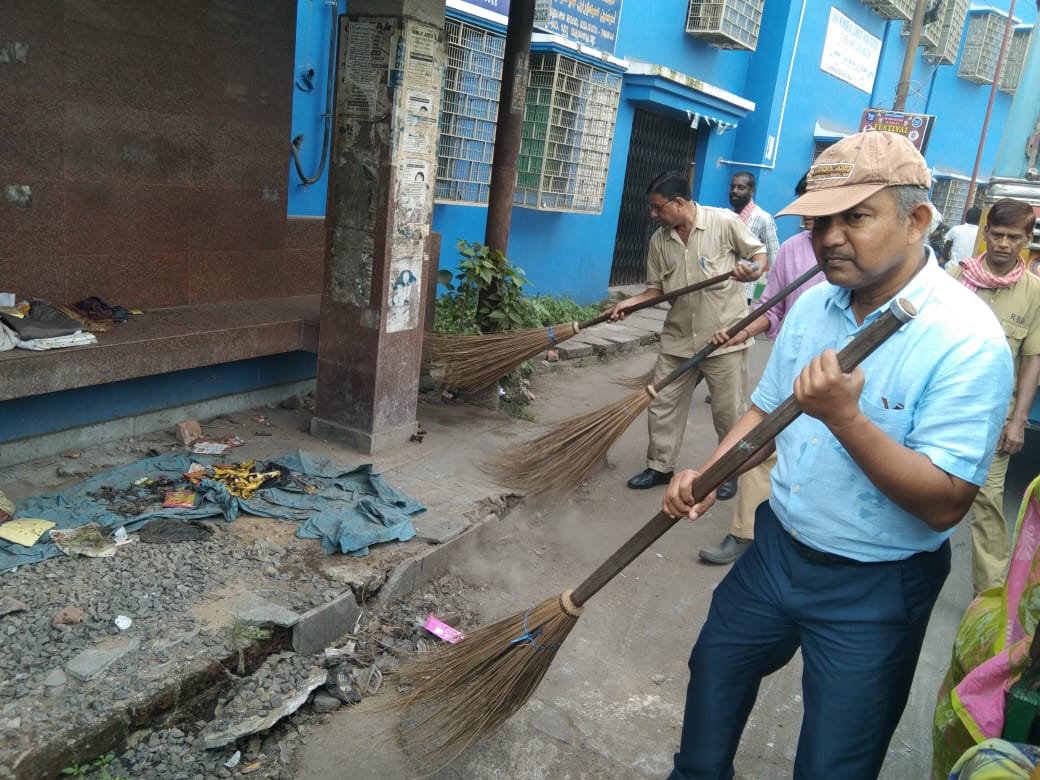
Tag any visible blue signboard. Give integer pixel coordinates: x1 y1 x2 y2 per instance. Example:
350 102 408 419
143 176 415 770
458 0 511 15
535 0 623 54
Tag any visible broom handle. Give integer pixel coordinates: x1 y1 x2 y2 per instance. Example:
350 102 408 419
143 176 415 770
653 264 823 392
577 266 755 330
570 296 917 608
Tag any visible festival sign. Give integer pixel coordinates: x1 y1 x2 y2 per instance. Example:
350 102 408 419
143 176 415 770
859 110 935 153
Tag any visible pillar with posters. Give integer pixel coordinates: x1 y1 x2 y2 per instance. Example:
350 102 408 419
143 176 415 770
312 0 445 454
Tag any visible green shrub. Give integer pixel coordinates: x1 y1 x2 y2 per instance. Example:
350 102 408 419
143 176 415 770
436 240 530 334
434 239 601 334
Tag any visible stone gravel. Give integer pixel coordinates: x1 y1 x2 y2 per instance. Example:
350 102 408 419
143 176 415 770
0 512 481 780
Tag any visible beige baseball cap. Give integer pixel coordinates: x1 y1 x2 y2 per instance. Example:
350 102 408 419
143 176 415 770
777 130 931 217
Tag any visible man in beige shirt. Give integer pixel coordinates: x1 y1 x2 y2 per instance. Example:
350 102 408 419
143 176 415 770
948 197 1040 593
609 170 766 492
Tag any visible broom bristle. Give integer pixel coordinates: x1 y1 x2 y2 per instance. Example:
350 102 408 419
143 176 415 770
390 591 584 759
489 388 654 494
614 367 656 388
429 323 580 394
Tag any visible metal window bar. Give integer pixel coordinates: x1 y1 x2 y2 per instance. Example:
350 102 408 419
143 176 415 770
435 18 505 204
862 0 915 21
514 51 621 213
959 10 1005 84
930 178 970 225
903 0 970 66
999 26 1032 93
685 0 763 50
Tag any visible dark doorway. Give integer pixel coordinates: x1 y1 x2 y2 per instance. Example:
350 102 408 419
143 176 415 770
609 109 698 285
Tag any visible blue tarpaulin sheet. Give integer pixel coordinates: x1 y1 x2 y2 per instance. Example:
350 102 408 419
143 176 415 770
0 450 425 571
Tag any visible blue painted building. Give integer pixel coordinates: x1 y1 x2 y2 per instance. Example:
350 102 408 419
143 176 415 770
290 0 1035 304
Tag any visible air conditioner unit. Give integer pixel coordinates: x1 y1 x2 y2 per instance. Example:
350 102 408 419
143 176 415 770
685 0 763 51
862 0 914 21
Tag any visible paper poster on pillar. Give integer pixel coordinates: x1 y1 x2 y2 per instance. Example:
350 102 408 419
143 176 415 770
397 160 430 227
404 91 436 154
405 24 440 89
340 18 395 119
387 260 422 333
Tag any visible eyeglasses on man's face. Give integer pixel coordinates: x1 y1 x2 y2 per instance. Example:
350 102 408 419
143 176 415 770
646 197 676 213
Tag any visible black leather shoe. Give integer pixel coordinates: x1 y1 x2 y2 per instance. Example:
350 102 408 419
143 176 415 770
715 479 738 501
626 468 674 489
699 534 752 565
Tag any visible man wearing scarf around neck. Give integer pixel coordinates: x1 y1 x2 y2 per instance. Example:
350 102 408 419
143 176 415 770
948 197 1040 594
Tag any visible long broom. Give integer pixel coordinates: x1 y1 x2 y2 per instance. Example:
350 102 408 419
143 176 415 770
391 296 915 759
490 264 823 495
429 269 744 394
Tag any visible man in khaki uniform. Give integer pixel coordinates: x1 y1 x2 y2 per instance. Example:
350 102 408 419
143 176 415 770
948 197 1040 593
609 170 766 492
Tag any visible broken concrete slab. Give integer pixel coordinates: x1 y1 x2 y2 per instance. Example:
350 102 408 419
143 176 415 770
229 593 300 628
292 592 363 656
67 636 140 681
200 669 327 749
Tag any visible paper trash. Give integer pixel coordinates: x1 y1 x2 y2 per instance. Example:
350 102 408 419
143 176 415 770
0 518 56 547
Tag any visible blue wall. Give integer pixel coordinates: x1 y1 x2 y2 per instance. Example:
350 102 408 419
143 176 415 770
0 353 317 443
285 0 1035 298
288 0 347 217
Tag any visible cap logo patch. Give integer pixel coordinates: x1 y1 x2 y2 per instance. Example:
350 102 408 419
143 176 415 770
808 162 854 183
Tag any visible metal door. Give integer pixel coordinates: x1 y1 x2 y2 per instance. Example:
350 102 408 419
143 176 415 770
609 110 698 285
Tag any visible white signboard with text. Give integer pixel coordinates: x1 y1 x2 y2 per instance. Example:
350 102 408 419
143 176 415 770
820 7 881 94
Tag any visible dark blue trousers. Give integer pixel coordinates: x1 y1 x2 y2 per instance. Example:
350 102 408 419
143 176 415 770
668 502 950 780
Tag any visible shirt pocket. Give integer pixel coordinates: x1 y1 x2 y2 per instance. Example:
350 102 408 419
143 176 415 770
1001 319 1026 352
831 401 912 453
864 400 912 445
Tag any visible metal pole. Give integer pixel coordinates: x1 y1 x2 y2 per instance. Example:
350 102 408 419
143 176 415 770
894 0 929 111
964 0 1018 220
484 0 536 254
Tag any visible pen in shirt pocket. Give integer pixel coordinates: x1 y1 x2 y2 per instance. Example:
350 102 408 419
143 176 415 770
881 397 905 410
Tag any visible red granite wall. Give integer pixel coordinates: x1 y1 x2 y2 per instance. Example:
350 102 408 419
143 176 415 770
0 0 325 310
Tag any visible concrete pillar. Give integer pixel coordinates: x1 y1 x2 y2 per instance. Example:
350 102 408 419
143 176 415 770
311 0 445 454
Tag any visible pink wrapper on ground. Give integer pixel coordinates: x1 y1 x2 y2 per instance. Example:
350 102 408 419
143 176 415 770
423 614 465 643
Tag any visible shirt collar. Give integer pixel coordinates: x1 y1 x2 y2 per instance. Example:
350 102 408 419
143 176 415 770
822 245 940 325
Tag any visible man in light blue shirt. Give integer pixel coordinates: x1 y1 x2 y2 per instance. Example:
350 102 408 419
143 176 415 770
662 131 1013 779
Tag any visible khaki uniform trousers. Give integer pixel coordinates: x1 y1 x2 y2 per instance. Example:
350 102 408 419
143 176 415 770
970 450 1011 594
646 349 746 473
729 451 777 539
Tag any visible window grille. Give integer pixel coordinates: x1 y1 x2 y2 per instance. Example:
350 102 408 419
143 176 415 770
958 10 1005 84
861 0 914 21
908 0 969 66
515 51 621 213
684 0 763 51
435 18 505 204
999 26 1032 93
812 140 837 163
930 176 974 223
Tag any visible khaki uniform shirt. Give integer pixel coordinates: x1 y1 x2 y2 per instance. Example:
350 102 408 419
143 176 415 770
647 204 766 357
949 262 1040 407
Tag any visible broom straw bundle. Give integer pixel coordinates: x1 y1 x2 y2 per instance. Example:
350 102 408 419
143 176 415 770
491 265 823 495
391 297 916 760
429 270 741 394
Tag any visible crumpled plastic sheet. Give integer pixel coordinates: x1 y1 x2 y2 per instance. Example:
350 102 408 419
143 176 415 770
0 450 425 570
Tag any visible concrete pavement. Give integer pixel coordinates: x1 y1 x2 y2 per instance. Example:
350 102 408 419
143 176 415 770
4 301 1034 778
292 333 1035 779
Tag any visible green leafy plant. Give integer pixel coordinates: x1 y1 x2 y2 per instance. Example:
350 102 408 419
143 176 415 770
61 753 129 779
436 240 531 334
230 618 271 674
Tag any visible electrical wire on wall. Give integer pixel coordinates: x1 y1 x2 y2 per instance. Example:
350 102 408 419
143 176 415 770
291 1 339 186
